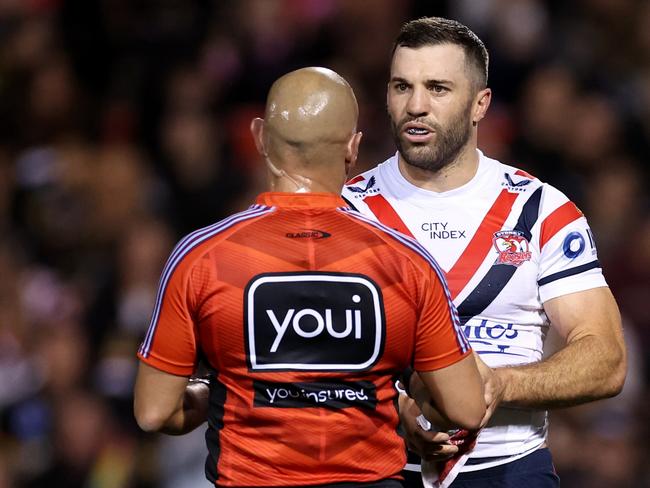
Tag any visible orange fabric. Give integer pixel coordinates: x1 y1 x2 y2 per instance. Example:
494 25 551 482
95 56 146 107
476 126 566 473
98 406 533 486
138 193 469 487
256 191 347 208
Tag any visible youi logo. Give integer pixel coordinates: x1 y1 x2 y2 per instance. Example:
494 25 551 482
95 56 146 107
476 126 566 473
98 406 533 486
245 272 385 371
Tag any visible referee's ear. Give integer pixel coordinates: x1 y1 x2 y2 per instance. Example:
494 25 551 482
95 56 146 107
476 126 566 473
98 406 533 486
345 131 363 175
250 117 267 156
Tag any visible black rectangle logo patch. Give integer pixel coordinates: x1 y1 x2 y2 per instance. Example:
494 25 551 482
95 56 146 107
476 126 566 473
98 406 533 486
253 379 377 409
245 272 385 371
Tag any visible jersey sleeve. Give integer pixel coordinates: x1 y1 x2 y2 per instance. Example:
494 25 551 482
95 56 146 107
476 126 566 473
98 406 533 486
536 185 607 303
413 261 472 372
136 253 198 376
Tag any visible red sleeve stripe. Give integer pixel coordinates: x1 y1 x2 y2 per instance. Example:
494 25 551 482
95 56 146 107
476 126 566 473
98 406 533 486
446 190 519 299
539 201 583 249
362 194 414 238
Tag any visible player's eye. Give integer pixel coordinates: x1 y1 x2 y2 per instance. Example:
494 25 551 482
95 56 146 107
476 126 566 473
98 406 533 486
431 84 447 93
394 82 409 92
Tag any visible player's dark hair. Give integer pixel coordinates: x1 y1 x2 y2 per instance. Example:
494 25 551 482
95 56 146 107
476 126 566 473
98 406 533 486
392 17 489 89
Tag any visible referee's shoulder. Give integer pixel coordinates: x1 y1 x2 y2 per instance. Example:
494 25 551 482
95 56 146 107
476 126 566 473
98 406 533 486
171 205 276 261
336 206 440 271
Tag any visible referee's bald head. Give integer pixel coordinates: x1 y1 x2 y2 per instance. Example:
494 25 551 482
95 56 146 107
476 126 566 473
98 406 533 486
251 67 362 193
266 67 358 145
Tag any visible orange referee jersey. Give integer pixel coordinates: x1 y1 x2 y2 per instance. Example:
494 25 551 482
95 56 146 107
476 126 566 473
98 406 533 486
137 192 471 487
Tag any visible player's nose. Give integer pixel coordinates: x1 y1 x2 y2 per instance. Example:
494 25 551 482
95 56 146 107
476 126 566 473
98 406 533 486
406 86 429 117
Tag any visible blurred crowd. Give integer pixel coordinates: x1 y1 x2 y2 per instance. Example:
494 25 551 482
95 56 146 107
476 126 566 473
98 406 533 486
0 1 648 487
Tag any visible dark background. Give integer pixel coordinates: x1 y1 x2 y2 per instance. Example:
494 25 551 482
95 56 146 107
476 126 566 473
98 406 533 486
0 1 648 487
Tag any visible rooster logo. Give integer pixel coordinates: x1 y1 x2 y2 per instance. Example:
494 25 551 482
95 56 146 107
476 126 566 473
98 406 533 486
493 230 532 266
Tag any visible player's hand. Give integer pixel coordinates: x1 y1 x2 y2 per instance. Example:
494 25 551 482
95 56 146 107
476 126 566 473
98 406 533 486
186 377 210 422
398 394 459 461
474 353 505 427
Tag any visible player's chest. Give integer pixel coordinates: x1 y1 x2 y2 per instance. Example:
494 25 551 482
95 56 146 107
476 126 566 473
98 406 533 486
391 200 491 271
388 194 541 284
394 197 542 310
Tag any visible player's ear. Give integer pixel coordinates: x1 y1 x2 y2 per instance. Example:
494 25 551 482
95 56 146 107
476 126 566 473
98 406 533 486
472 88 491 126
250 117 266 156
345 131 363 174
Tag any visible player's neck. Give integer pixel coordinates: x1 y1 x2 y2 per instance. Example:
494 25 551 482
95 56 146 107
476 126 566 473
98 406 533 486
397 144 479 193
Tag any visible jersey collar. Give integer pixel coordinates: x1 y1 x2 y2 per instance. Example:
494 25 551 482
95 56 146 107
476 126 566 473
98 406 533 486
386 149 491 199
256 192 347 208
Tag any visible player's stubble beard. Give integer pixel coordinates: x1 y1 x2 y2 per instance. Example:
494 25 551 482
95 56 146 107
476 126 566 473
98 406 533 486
389 98 474 174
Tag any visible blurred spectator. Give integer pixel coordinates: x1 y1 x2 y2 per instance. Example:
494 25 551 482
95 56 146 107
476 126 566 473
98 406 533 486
0 1 647 487
549 321 645 488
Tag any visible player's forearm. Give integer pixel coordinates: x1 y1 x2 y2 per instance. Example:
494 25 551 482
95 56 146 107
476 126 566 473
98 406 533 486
497 334 626 408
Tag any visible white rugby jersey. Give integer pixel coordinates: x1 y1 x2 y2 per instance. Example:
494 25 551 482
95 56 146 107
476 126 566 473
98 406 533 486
342 150 607 469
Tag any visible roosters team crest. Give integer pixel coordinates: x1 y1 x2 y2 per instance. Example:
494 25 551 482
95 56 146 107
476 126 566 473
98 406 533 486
493 230 532 267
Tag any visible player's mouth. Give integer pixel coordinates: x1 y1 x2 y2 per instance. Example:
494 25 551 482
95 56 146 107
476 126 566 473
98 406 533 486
402 122 435 143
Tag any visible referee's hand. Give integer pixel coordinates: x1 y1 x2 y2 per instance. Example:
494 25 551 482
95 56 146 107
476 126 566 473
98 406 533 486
398 394 458 461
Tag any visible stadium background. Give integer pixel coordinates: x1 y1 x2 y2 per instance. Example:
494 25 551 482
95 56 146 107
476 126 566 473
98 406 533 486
0 0 648 486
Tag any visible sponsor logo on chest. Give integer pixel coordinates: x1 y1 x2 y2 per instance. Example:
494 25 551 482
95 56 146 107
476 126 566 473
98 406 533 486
420 221 467 240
